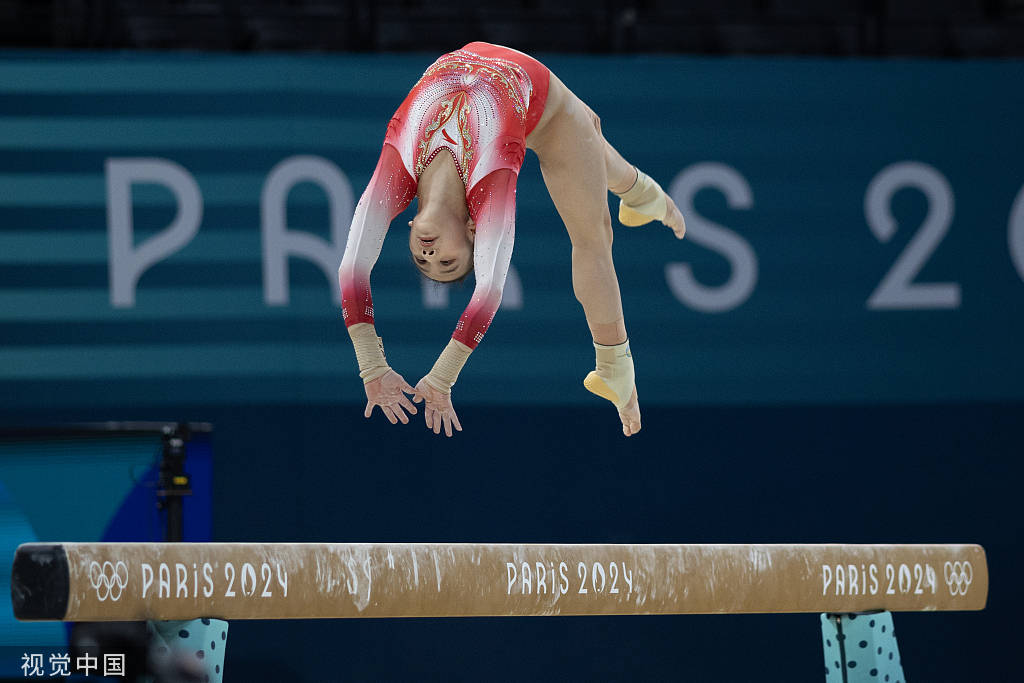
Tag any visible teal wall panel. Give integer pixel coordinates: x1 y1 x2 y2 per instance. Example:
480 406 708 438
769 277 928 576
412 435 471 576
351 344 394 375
0 51 1021 407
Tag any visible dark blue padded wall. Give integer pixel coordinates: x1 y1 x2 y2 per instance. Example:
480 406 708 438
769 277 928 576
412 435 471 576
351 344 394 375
204 402 1016 682
8 401 1013 681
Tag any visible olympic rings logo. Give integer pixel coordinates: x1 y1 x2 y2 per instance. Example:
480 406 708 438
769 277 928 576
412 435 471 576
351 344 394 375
88 561 128 602
944 561 973 596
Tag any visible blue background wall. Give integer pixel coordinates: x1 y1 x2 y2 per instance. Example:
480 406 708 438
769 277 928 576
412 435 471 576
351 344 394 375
1 51 1021 680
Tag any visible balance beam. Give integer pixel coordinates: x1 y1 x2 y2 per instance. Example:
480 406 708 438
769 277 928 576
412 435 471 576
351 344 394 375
12 542 987 622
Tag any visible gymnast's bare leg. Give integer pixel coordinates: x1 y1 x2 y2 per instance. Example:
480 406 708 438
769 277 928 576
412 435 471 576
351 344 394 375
527 73 685 437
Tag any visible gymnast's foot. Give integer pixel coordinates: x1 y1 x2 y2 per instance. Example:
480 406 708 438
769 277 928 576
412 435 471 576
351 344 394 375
615 169 686 239
583 340 641 437
660 195 686 239
618 388 641 437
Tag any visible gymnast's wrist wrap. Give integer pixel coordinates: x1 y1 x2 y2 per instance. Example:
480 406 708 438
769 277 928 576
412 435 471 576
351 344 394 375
615 169 667 227
423 339 473 395
347 322 390 384
583 339 635 409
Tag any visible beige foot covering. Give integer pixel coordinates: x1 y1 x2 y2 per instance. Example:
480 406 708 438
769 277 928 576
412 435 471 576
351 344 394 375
616 169 667 227
583 340 634 410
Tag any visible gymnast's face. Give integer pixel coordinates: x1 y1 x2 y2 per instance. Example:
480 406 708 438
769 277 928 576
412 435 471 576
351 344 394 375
409 213 475 283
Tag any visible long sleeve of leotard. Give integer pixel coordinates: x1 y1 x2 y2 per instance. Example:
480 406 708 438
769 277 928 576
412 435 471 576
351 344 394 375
453 168 518 349
339 144 416 327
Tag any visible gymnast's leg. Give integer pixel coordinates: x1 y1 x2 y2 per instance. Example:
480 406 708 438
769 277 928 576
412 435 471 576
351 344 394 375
574 96 686 238
531 81 641 436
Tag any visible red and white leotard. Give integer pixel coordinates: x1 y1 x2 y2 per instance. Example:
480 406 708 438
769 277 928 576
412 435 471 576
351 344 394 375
339 42 550 349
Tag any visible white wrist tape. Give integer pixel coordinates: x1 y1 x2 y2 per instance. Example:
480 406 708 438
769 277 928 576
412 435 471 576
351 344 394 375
423 339 473 394
347 322 390 383
616 169 667 227
583 340 635 409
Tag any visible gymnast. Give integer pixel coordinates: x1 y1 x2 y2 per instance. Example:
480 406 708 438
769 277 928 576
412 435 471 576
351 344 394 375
338 42 685 437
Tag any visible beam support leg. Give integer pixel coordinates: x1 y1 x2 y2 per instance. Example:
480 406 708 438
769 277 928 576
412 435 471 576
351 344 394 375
821 612 904 682
149 618 228 683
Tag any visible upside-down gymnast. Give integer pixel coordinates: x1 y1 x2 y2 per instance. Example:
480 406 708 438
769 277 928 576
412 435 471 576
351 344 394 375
338 42 685 437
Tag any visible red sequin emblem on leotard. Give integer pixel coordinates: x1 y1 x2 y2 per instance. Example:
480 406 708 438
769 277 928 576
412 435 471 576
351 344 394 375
386 48 535 193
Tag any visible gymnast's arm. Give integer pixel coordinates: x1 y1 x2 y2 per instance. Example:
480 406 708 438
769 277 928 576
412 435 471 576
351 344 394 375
412 169 518 437
338 144 419 425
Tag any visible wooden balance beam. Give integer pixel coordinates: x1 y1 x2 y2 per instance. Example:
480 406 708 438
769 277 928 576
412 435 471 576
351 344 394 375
12 542 987 622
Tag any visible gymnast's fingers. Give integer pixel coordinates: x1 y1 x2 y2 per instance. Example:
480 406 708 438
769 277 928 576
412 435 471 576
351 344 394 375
442 413 453 437
391 403 410 424
397 394 418 415
364 401 375 419
381 405 398 425
451 410 462 433
432 409 442 435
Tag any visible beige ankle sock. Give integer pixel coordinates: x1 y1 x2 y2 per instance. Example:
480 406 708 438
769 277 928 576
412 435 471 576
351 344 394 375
615 169 667 226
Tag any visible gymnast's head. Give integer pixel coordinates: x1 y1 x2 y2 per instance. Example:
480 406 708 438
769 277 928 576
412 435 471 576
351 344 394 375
408 150 477 283
408 205 475 284
405 214 473 286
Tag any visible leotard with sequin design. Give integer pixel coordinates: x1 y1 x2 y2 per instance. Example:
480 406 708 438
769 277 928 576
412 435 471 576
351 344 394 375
338 42 550 349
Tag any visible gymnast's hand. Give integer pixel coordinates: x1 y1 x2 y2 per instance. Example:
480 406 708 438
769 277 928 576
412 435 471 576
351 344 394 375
412 378 463 437
363 369 418 425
